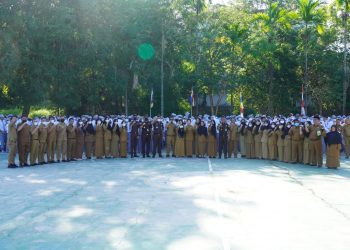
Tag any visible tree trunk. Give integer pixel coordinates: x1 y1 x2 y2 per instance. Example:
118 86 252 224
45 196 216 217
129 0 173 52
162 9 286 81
342 11 349 114
267 62 274 115
210 92 214 115
304 22 309 115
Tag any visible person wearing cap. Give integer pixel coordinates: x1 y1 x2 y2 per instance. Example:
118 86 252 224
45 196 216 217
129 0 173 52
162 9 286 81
288 119 304 164
67 118 77 161
152 116 164 158
7 116 18 168
38 117 48 164
17 115 31 166
343 118 350 159
94 118 104 159
47 117 57 163
228 118 239 158
56 116 68 162
308 115 326 167
185 119 195 157
326 125 342 169
218 116 230 159
103 119 113 158
166 117 176 157
253 120 262 159
84 118 95 160
207 119 217 158
29 119 40 166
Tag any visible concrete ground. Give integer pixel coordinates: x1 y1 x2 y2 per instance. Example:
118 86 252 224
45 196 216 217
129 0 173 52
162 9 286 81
0 153 350 250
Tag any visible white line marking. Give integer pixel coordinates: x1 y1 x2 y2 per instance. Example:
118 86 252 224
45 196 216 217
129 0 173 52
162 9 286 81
207 157 231 250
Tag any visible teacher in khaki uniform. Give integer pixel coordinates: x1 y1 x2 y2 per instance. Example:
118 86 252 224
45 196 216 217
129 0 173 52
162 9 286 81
38 117 48 165
17 115 31 167
56 117 68 162
47 117 57 163
30 119 40 166
166 117 176 157
7 116 18 168
342 118 350 159
307 115 326 167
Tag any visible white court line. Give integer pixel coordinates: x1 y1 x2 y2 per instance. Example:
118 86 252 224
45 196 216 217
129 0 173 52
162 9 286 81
207 157 231 250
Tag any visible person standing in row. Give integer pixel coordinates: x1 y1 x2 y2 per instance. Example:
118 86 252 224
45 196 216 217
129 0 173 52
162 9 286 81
175 121 185 157
56 117 67 162
17 115 30 166
67 118 76 161
276 122 285 162
343 118 350 159
239 120 246 157
84 120 95 159
38 117 48 164
326 125 342 169
185 119 194 157
75 119 85 160
30 119 40 166
308 115 326 167
253 120 262 159
47 117 56 163
120 121 128 158
197 120 207 158
152 117 163 158
229 118 239 158
218 116 229 159
141 117 152 158
267 123 277 161
208 120 217 158
284 122 292 163
130 117 139 158
111 119 120 158
289 120 304 164
244 121 254 159
7 116 18 168
302 122 311 165
166 117 176 157
95 119 104 159
103 120 112 158
261 121 269 160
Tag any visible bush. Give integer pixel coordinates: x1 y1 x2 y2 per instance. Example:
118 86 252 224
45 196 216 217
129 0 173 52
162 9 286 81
29 108 55 118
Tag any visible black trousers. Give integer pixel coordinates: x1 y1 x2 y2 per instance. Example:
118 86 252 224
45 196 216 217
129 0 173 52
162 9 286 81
153 134 162 156
219 138 228 158
131 135 138 156
142 136 151 156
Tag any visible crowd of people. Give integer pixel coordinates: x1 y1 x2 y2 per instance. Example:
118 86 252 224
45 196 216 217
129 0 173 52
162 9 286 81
0 113 347 169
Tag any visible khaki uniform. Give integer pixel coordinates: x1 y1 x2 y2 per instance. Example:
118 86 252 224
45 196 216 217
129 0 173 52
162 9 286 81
343 124 350 157
103 124 112 157
38 124 48 163
95 124 104 158
67 124 76 160
309 125 326 166
175 127 185 157
185 125 195 157
267 129 277 160
18 122 30 165
261 129 269 159
7 122 17 166
288 126 304 163
326 144 341 168
47 123 56 162
84 125 95 159
119 127 128 157
284 132 292 163
276 129 284 162
111 125 120 158
244 127 255 159
303 135 310 164
56 122 67 161
239 126 246 157
166 122 176 156
228 124 239 158
253 127 262 159
30 125 39 165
